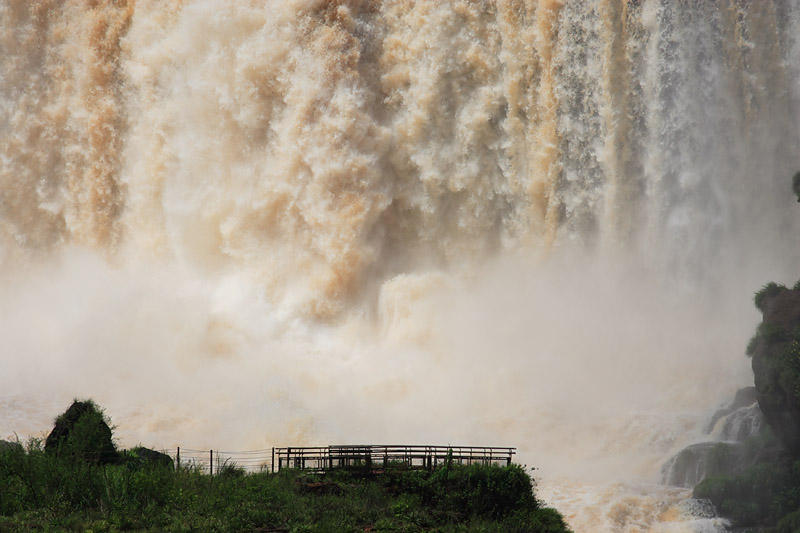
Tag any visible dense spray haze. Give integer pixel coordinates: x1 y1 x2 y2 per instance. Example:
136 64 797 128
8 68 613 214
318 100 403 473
2 1 800 530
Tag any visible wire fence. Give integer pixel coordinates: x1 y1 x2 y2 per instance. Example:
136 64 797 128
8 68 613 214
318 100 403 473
158 448 274 474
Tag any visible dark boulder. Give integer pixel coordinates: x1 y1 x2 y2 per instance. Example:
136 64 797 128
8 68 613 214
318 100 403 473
759 284 800 330
123 446 173 469
44 400 118 464
662 442 745 488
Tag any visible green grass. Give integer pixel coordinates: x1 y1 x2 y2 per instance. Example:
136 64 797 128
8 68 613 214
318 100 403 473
0 440 570 532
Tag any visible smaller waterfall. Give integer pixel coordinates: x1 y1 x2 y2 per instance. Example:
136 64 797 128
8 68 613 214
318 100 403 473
713 403 764 444
661 388 767 489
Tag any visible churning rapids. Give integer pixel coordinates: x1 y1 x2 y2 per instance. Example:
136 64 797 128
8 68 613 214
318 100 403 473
3 1 800 530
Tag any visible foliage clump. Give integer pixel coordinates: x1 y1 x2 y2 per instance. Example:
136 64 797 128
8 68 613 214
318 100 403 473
0 445 570 532
0 400 571 532
749 287 800 454
754 282 787 312
120 446 173 470
44 399 118 465
746 322 791 357
694 458 800 528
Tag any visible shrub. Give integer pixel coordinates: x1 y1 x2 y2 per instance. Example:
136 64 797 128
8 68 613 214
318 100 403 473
0 452 571 531
777 508 800 533
755 282 786 312
425 463 537 519
746 333 760 356
217 459 245 478
694 459 800 527
779 339 800 405
1 400 571 531
121 447 173 470
44 400 118 465
761 322 790 344
747 322 792 360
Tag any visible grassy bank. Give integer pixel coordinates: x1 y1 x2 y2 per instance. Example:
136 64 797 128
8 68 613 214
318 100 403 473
0 439 569 532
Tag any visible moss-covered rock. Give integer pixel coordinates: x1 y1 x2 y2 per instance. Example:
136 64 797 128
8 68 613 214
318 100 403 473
694 458 800 528
664 387 768 489
44 399 118 464
121 446 173 470
663 442 745 488
691 280 800 529
749 285 800 453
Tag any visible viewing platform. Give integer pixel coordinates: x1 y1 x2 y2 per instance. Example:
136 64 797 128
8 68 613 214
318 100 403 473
271 445 516 473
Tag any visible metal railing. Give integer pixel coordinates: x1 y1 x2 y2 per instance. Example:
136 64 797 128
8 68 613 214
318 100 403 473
162 445 516 474
271 445 516 473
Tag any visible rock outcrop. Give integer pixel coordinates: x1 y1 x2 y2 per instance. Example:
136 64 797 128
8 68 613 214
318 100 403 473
749 285 800 453
683 274 800 529
44 400 118 464
662 387 769 488
705 386 758 434
123 446 173 469
662 442 745 488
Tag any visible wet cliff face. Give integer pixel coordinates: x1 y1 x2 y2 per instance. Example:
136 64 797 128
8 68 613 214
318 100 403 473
750 286 800 453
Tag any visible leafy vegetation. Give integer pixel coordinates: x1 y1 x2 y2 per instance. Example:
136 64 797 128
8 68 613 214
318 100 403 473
44 399 118 465
0 440 569 532
0 401 570 532
694 458 800 527
754 282 786 312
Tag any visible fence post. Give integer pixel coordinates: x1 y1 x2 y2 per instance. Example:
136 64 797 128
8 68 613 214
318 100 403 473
176 447 180 471
210 449 213 476
271 447 275 473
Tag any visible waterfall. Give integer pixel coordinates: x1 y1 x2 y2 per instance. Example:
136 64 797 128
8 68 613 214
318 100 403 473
2 1 799 530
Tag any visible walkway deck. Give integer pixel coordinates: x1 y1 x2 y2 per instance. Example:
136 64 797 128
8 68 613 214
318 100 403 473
271 445 516 473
